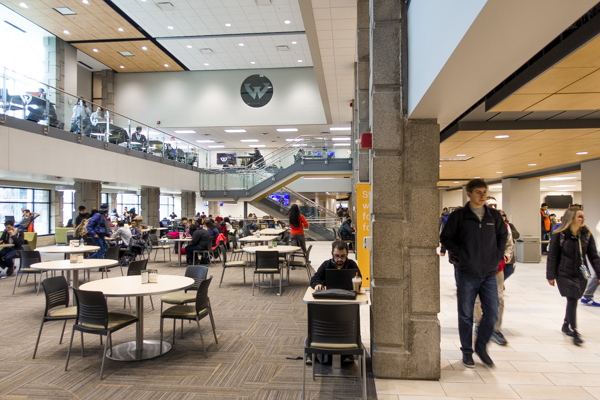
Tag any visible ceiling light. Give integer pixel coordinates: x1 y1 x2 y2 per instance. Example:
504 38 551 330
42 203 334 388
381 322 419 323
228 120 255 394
540 188 547 190
292 144 308 147
330 127 351 131
142 46 147 50
332 137 350 141
286 139 303 142
200 48 213 54
284 20 291 24
251 145 266 148
82 0 89 3
474 177 480 178
333 143 350 146
241 139 259 142
63 30 70 34
238 43 244 46
186 45 192 49
167 26 174 30
208 145 225 148
196 140 214 143
277 128 298 132
551 185 576 188
250 61 255 64
174 130 195 134
225 23 231 27
576 151 588 155
118 27 124 32
119 51 134 56
225 129 246 133
19 2 27 8
163 63 169 67
540 177 576 181
496 172 503 174
528 164 537 166
54 7 76 15
297 59 303 63
456 154 467 157
439 165 442 167
204 63 209 66
454 182 459 184
119 65 124 69
495 135 509 139
92 48 99 52
291 41 297 44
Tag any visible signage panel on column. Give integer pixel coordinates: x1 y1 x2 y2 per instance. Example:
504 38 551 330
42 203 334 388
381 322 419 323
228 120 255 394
356 183 371 286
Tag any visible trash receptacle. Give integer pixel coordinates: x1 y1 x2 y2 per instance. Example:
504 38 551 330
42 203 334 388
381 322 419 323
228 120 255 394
516 237 541 263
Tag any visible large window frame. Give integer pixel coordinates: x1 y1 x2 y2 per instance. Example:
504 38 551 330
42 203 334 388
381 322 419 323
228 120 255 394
62 190 75 227
160 195 175 220
0 187 51 235
116 194 141 217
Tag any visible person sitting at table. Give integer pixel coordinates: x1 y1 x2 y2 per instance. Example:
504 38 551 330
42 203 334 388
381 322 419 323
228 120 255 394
205 221 220 247
340 216 356 241
15 208 40 231
86 204 111 259
310 240 361 291
111 220 132 249
0 220 25 276
223 217 233 231
177 217 188 232
90 106 105 134
130 220 141 237
130 126 148 151
185 224 211 265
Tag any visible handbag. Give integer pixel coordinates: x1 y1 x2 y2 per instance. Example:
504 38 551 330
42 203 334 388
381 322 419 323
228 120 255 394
578 235 591 280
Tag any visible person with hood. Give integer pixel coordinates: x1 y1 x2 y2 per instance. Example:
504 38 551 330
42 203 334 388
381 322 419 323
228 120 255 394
86 204 111 259
251 148 264 168
340 216 355 241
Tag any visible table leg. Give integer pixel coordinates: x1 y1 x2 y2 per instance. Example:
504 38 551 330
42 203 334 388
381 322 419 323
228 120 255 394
136 295 144 359
73 270 79 289
178 242 182 267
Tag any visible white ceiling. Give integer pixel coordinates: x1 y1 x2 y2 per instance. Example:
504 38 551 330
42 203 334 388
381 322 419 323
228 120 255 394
486 172 582 193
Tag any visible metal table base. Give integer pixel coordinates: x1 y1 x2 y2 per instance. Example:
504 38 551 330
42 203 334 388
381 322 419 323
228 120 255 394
107 339 171 361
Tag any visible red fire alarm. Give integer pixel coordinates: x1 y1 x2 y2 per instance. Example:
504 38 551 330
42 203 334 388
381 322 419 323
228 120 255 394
360 133 372 150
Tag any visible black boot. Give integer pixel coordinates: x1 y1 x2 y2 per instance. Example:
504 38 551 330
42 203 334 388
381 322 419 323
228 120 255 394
572 330 583 345
562 321 574 337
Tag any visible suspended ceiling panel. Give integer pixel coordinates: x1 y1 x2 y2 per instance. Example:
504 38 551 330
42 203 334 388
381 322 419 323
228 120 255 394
1 0 145 41
490 34 600 112
158 33 311 70
72 40 183 73
110 0 304 37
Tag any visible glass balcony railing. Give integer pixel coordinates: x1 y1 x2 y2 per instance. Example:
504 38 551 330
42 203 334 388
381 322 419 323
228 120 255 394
0 66 209 167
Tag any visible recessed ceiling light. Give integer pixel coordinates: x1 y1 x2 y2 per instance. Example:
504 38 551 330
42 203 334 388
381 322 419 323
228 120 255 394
119 51 134 56
224 129 246 133
167 26 174 30
19 2 27 8
204 63 209 66
82 0 89 3
551 185 576 188
240 139 259 142
174 130 196 134
284 20 291 24
495 135 509 139
225 23 231 27
208 145 225 148
291 41 297 44
196 140 214 143
163 63 169 67
186 45 192 49
454 181 459 184
118 27 124 32
277 128 298 132
496 171 503 174
456 154 466 157
238 43 244 46
474 177 480 178
333 143 351 146
540 176 576 181
250 61 255 64
332 137 350 141
63 30 70 34
251 145 266 148
576 151 588 155
439 165 442 167
297 59 303 63
142 46 147 50
54 7 76 15
286 139 303 142
528 163 537 166
119 65 124 69
330 127 351 131
92 48 99 52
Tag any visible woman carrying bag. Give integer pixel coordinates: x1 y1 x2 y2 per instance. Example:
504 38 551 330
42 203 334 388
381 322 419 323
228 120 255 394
547 207 600 345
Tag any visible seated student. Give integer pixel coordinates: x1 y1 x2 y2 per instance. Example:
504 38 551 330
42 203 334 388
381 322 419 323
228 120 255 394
185 224 211 265
15 208 40 231
170 212 178 219
0 220 24 276
130 220 141 237
111 220 132 248
177 217 188 232
310 240 361 291
206 221 220 247
340 216 356 241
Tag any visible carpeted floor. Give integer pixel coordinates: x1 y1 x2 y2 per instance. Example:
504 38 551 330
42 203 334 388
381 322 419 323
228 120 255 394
0 248 375 399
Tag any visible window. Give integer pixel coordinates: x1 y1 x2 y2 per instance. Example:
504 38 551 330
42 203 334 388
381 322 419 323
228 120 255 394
62 190 75 226
160 196 174 220
116 194 140 216
0 187 51 234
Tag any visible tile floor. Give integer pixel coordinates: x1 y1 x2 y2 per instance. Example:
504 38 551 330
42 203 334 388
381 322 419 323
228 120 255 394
374 253 600 400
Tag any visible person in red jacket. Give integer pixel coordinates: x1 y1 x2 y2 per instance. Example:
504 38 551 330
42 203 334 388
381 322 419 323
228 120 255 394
289 204 308 256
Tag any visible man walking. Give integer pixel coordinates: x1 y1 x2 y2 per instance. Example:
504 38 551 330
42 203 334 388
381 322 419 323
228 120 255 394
86 204 111 259
440 179 507 368
541 202 551 254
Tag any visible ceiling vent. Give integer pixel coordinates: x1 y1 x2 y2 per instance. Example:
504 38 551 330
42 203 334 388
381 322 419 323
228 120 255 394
276 45 289 51
255 0 273 5
200 48 213 54
155 2 174 11
54 7 76 15
119 51 135 57
203 133 211 136
261 132 269 136
320 131 330 135
439 157 473 162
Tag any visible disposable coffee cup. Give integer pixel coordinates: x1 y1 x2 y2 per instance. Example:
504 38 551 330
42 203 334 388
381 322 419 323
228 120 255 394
352 275 361 292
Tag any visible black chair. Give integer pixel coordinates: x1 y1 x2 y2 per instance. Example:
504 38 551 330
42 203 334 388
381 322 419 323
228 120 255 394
160 276 217 357
124 259 153 310
218 244 247 287
104 245 122 277
148 233 171 261
253 251 282 296
289 244 313 281
32 276 77 359
302 303 367 400
65 288 138 380
12 250 44 295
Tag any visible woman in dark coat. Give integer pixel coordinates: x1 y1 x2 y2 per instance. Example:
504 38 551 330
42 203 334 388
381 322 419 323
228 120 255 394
547 207 600 345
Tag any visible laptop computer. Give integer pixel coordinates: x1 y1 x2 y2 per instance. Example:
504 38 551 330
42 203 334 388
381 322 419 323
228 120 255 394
326 268 356 291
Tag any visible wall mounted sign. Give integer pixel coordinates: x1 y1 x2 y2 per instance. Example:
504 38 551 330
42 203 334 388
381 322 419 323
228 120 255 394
241 74 273 108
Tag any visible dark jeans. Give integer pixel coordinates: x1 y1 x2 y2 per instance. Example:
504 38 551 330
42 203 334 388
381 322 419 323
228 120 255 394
456 269 498 355
0 248 16 274
88 236 107 258
565 297 578 330
291 234 307 256
185 244 206 265
504 263 514 280
542 232 550 252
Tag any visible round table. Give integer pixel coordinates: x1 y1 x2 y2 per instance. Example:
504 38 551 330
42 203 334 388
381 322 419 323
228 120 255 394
238 236 278 244
254 228 286 236
169 238 191 267
243 245 301 289
80 275 194 361
37 245 100 254
30 259 118 289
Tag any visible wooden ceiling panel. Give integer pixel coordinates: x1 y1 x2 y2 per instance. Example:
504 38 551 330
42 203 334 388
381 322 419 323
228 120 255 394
522 128 596 141
470 130 541 141
490 94 550 112
559 69 600 93
526 93 600 111
555 35 600 68
2 0 145 41
443 131 485 142
516 67 596 94
72 41 183 73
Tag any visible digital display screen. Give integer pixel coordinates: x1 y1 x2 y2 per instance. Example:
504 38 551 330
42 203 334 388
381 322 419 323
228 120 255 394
269 192 290 207
217 153 236 165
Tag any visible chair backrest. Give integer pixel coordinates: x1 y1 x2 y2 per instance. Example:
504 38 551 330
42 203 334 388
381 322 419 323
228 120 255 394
22 243 33 252
66 234 75 243
305 244 313 261
307 303 360 347
18 250 41 268
73 288 109 328
104 245 120 261
195 276 213 313
149 233 159 246
185 265 208 290
41 276 70 315
83 236 94 246
255 251 279 271
218 244 228 264
127 259 148 276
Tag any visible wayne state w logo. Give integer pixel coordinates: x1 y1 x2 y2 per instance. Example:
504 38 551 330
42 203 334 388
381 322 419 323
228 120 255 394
241 75 273 108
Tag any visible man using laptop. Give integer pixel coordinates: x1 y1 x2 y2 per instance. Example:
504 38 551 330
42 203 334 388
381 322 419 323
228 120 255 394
310 240 361 290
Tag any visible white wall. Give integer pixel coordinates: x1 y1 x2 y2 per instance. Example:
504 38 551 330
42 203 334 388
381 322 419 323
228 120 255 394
64 43 78 97
441 189 464 210
287 177 351 193
77 64 92 101
582 160 600 238
540 191 580 222
113 68 326 128
503 178 540 237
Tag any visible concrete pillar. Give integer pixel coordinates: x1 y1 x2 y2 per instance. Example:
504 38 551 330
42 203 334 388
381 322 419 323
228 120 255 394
208 201 219 217
74 181 101 221
581 160 600 239
53 190 63 230
369 0 440 379
181 191 196 219
141 187 160 227
108 193 117 213
101 70 115 111
502 178 540 237
44 36 66 125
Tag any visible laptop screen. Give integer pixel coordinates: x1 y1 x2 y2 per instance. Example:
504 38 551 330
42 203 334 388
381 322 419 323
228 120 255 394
326 268 356 291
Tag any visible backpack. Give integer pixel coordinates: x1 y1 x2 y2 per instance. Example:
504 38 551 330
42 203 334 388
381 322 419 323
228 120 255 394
129 235 146 256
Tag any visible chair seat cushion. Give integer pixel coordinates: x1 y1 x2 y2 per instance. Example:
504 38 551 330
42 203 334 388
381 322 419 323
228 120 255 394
21 268 42 273
153 245 170 249
162 305 206 318
49 306 77 318
81 312 138 330
225 261 246 267
161 292 196 305
233 249 244 253
289 261 307 266
310 342 358 349
255 268 280 273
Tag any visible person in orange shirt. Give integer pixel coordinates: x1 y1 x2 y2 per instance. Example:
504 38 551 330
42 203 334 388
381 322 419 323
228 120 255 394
289 204 308 256
541 202 551 254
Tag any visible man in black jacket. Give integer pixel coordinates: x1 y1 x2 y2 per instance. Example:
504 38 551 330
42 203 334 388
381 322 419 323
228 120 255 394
0 220 25 276
75 205 90 228
310 240 361 290
440 179 507 369
185 224 211 265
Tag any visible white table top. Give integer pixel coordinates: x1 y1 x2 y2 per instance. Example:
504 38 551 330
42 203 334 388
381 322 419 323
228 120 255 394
30 259 118 271
302 287 369 305
238 236 278 242
242 245 300 254
80 275 194 297
255 228 285 235
0 244 14 248
37 245 100 254
169 237 192 242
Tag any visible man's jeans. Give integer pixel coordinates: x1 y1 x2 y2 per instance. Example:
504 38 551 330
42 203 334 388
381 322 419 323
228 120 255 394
88 236 107 259
584 267 599 300
456 270 499 355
